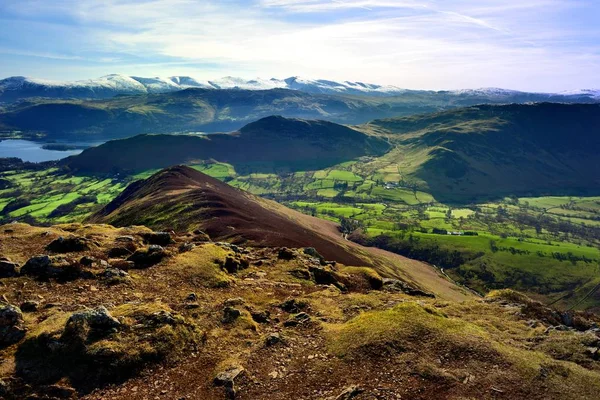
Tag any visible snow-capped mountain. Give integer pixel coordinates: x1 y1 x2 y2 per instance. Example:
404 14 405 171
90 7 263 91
1 74 599 103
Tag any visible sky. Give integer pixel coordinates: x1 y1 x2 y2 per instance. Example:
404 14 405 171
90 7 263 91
0 0 599 91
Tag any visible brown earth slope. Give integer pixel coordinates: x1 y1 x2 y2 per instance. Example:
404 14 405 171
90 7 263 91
1 223 600 400
87 165 472 301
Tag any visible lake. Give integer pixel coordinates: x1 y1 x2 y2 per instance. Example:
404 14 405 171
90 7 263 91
0 139 90 162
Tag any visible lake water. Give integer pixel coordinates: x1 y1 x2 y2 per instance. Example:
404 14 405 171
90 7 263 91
0 139 88 162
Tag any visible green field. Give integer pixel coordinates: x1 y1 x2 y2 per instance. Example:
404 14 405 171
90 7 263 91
2 155 600 311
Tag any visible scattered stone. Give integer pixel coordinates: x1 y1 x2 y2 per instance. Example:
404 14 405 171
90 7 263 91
309 266 347 292
143 232 173 246
63 306 121 339
0 304 26 345
278 248 296 260
79 256 96 266
179 242 195 253
46 236 90 253
289 268 311 280
110 260 136 270
115 235 135 243
335 385 364 400
192 230 211 242
224 297 245 307
303 247 325 264
127 245 168 268
382 278 435 298
283 312 311 327
186 293 198 301
265 332 282 347
222 256 249 274
279 299 306 313
0 257 19 278
20 255 83 280
108 247 133 258
20 300 40 312
214 366 244 400
222 307 242 323
250 310 270 324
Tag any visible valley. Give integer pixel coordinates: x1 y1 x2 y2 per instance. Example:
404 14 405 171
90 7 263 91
2 105 600 312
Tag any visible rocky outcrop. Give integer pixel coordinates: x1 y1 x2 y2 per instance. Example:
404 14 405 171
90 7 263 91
0 304 26 346
46 236 90 253
0 257 19 278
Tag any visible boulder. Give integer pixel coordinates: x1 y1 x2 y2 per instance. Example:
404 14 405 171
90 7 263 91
20 255 82 280
309 266 347 292
179 242 195 253
303 247 325 264
382 278 435 298
265 332 282 347
222 307 242 323
192 230 211 242
250 310 270 324
142 232 173 246
46 236 90 253
279 299 307 313
222 256 249 274
63 306 120 340
214 366 244 400
107 247 133 258
115 235 135 243
278 247 296 260
99 267 130 281
127 245 167 268
0 304 26 346
335 385 364 400
224 297 245 307
0 257 19 278
20 301 40 313
283 312 311 327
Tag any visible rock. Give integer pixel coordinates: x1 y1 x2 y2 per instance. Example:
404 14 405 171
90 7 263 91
586 347 600 360
115 235 135 243
265 333 282 346
0 257 19 278
279 299 306 313
382 278 435 298
39 384 77 399
107 247 133 258
303 247 325 264
143 232 173 246
214 366 244 400
192 230 211 242
0 304 26 345
284 312 311 327
309 266 347 292
79 256 96 266
127 245 167 268
46 236 90 253
224 297 245 307
335 385 364 400
99 268 130 284
179 242 195 253
278 248 296 260
20 255 82 280
20 301 40 312
186 293 198 301
222 307 242 323
110 260 136 270
63 306 121 339
290 269 311 280
222 256 249 274
184 303 200 309
250 310 270 324
561 311 574 327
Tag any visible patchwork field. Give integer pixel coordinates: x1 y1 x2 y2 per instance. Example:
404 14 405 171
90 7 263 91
2 157 600 310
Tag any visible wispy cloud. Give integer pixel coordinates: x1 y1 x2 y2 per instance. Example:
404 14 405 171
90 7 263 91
0 0 598 91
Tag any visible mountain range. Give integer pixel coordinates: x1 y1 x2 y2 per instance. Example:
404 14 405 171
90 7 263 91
1 74 599 103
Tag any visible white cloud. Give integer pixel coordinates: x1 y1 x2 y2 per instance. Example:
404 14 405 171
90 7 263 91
0 0 598 91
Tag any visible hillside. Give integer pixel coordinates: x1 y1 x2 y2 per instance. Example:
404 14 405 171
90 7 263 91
364 103 600 201
62 116 390 173
88 165 368 266
0 88 414 140
1 221 600 399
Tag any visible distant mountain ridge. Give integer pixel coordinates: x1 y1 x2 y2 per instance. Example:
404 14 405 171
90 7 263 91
1 73 599 103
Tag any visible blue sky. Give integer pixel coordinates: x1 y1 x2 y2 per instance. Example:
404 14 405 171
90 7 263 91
0 0 598 91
